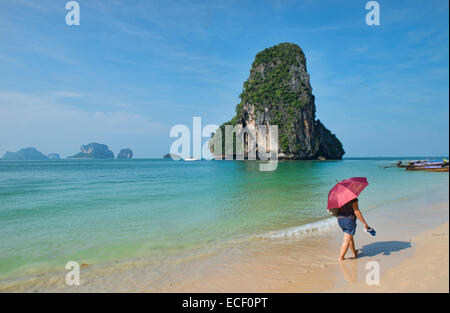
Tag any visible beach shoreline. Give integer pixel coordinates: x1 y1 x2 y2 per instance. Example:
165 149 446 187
151 200 449 293
2 199 448 293
0 168 448 293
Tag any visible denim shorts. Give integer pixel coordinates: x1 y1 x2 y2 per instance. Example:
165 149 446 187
337 216 357 235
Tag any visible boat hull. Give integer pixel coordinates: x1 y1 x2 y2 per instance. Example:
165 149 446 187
406 166 449 172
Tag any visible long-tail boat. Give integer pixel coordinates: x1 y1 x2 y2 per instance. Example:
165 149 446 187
406 161 449 172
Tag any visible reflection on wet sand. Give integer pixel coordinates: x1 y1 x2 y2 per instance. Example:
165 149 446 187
339 259 358 283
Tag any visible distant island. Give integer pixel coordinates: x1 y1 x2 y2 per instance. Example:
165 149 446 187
68 143 114 159
163 153 181 159
2 144 133 160
210 42 344 160
2 147 49 160
117 148 133 159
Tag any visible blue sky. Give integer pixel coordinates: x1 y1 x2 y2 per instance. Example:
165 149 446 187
0 0 448 158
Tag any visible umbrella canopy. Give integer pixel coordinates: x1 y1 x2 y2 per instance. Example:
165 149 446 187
327 177 368 210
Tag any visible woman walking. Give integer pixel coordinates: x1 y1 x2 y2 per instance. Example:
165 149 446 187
337 198 370 261
326 177 375 261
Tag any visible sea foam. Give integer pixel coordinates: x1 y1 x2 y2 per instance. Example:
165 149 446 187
260 217 338 239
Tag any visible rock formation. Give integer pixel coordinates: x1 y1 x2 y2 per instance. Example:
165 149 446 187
211 43 344 160
68 143 114 159
117 148 133 159
163 153 181 159
2 147 49 160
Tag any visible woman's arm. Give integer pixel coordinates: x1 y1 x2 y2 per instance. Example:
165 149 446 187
352 201 369 229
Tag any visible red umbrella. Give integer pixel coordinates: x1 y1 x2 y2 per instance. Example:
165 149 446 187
327 177 368 210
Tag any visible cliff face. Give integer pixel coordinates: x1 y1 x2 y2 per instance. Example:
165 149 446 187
68 143 114 159
214 43 344 160
117 148 133 159
2 147 49 160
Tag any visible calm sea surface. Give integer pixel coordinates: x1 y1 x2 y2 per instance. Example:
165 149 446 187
0 158 448 284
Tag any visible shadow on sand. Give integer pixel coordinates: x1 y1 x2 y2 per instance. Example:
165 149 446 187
359 241 411 257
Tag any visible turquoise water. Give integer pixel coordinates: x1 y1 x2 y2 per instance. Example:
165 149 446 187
0 158 448 283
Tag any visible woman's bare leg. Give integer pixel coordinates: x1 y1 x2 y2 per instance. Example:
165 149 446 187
339 233 352 261
349 237 358 258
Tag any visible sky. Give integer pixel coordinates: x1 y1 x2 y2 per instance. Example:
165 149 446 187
0 0 448 158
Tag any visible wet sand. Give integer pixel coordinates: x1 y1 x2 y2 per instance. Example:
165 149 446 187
332 221 448 292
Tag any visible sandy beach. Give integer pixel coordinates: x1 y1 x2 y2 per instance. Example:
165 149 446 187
332 221 449 292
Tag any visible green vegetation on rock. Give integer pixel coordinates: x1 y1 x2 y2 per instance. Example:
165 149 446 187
237 43 308 116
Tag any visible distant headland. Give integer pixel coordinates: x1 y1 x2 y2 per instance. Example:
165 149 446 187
2 147 51 160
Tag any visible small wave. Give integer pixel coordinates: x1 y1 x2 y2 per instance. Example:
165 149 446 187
260 217 338 239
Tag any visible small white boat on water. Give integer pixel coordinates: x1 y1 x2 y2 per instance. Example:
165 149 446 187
183 157 200 161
